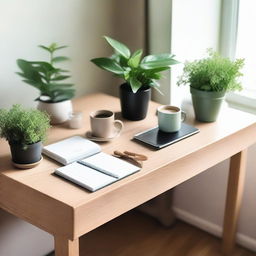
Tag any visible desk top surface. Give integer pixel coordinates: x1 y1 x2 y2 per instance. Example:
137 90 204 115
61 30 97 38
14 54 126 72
0 93 256 208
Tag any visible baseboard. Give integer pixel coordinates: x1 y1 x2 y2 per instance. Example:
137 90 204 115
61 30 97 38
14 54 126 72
173 207 256 252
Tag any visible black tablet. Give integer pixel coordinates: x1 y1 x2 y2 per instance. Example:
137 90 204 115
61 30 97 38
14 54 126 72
133 123 199 149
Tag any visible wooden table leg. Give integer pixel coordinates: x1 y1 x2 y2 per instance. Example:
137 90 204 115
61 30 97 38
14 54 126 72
54 236 79 256
222 150 247 256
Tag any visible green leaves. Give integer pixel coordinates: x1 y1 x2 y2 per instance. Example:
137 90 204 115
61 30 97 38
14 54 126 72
141 54 179 69
52 56 70 63
16 59 42 84
51 75 71 81
129 76 142 93
0 105 50 145
91 36 179 94
177 49 244 92
16 43 75 102
128 49 143 68
104 36 130 59
38 43 67 54
91 58 124 75
142 53 175 63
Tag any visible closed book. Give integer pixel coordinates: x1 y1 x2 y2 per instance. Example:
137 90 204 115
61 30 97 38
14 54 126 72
43 136 101 165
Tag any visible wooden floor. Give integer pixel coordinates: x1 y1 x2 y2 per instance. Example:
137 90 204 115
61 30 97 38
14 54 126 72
50 210 255 256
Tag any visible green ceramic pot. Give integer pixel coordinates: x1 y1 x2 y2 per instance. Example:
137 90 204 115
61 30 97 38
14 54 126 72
190 87 226 122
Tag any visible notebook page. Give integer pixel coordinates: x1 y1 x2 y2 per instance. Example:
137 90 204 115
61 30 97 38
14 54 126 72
79 152 140 179
55 162 116 192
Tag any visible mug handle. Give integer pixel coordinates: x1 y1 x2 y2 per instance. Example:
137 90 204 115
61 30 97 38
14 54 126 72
181 111 186 122
114 120 124 133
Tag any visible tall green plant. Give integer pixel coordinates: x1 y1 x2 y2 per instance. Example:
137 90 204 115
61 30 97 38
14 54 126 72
177 49 244 92
91 36 179 93
0 105 50 146
16 43 75 103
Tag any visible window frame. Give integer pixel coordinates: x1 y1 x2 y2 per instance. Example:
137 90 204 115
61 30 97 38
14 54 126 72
220 0 256 114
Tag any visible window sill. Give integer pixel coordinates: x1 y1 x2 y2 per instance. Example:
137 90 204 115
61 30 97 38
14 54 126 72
226 90 256 115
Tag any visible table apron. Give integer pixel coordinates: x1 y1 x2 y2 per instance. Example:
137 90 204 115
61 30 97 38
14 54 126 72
0 175 75 240
73 124 256 239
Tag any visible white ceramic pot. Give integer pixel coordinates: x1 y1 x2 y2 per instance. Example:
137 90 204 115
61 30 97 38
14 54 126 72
37 100 73 124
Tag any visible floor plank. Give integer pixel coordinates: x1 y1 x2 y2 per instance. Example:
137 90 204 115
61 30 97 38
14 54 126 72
49 210 255 256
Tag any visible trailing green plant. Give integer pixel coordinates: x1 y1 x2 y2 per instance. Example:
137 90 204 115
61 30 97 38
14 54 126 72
91 36 179 93
16 43 75 103
177 49 244 92
0 105 50 146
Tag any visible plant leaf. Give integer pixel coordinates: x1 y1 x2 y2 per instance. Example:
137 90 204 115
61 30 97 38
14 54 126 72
123 67 131 80
150 80 163 95
128 49 143 68
52 56 70 63
141 53 175 63
55 45 68 51
22 79 43 89
38 45 51 52
28 61 56 71
51 75 71 81
16 59 42 83
140 59 179 70
51 89 75 102
129 76 142 93
146 72 161 80
104 36 130 59
141 53 179 69
48 83 74 89
143 67 170 73
91 57 124 75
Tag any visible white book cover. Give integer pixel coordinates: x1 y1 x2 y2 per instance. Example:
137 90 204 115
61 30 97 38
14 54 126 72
43 136 101 165
55 162 117 192
79 152 140 179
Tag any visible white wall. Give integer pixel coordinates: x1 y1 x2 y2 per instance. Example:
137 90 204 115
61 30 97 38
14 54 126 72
0 0 144 108
170 0 256 251
0 1 144 255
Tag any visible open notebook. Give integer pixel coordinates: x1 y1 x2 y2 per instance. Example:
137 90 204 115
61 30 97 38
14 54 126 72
43 136 140 192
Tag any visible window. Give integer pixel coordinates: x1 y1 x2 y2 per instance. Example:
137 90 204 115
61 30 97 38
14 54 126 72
235 0 256 95
225 0 256 113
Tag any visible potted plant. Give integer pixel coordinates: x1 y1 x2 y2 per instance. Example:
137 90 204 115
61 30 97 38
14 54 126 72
0 105 50 167
177 49 244 122
16 43 75 124
91 36 179 121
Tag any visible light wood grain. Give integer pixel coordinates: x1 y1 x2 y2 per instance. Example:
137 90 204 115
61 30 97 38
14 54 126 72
222 150 247 255
0 93 255 256
55 236 79 256
0 175 74 238
73 122 256 238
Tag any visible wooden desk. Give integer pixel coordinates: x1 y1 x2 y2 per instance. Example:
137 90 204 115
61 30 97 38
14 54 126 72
0 93 255 256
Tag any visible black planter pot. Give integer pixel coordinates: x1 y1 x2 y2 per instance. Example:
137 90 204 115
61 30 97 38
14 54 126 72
9 141 42 164
119 83 151 121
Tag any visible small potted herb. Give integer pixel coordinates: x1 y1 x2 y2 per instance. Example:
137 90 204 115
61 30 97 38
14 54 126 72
91 36 179 121
16 43 75 124
0 105 50 167
178 49 244 122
